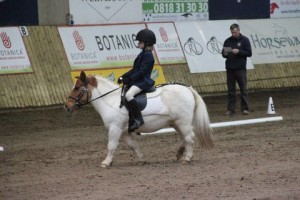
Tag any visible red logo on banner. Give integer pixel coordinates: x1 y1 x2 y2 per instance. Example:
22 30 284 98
73 30 85 51
0 32 12 48
270 3 279 14
159 27 168 42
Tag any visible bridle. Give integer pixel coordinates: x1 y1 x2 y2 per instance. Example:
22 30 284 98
68 84 122 109
68 85 90 109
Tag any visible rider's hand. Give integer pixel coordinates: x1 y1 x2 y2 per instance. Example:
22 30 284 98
117 77 123 84
122 77 130 85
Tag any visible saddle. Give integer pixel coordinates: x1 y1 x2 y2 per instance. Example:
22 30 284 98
119 85 156 111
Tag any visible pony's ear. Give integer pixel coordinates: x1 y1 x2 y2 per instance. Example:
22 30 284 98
79 71 86 82
87 75 97 87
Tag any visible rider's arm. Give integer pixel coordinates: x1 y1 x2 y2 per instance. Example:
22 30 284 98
122 69 133 78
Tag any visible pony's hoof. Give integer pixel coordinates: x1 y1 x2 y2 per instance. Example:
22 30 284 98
181 160 191 165
101 163 110 168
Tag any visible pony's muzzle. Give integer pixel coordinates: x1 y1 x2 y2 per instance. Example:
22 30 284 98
64 104 74 112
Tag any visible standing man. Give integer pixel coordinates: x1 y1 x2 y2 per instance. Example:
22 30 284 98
222 23 252 116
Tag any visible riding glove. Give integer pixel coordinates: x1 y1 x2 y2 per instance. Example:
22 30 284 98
117 77 123 84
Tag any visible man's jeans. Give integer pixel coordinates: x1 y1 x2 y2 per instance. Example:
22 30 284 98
226 69 249 112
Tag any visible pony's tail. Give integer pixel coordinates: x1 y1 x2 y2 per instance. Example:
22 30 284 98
190 87 214 149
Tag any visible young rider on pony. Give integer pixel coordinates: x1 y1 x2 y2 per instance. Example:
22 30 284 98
117 29 156 132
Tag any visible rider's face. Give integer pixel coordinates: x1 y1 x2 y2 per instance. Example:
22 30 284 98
138 41 145 49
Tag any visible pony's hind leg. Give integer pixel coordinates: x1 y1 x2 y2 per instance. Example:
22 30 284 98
101 126 122 168
123 134 145 164
174 125 195 163
183 130 195 163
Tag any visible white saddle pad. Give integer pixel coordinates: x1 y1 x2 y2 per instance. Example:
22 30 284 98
141 88 166 116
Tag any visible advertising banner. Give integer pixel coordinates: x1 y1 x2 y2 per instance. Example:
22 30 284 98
58 24 149 70
69 0 143 24
0 27 32 74
270 0 300 18
239 18 300 64
147 23 186 64
175 20 254 73
71 65 166 85
143 0 209 22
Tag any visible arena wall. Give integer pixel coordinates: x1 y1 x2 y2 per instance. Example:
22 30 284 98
38 0 69 25
0 26 299 108
0 26 72 108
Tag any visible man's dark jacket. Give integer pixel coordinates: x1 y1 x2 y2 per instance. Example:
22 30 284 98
122 50 155 91
222 34 252 70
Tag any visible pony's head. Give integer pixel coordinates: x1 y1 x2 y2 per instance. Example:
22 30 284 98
64 71 97 112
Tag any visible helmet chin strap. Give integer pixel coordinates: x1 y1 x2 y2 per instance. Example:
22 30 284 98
143 45 153 51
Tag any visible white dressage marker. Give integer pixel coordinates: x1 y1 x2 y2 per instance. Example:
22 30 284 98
0 146 4 151
141 116 283 135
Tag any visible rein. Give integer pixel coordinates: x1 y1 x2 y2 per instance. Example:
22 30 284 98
85 86 122 105
69 86 121 108
70 82 188 109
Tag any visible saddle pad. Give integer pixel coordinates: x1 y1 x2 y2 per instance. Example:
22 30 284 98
122 88 164 115
133 88 162 111
141 96 165 116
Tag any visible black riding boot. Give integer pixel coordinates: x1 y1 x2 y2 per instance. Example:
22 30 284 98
128 99 144 132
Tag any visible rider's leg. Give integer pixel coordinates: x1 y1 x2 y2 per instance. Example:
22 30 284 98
125 85 142 101
125 86 144 132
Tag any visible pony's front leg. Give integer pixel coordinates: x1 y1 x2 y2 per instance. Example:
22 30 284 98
101 126 123 168
123 134 145 164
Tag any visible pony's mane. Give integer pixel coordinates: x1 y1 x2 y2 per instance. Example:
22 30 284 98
94 75 118 88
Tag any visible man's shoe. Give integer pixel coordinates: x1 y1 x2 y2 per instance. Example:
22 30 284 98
225 110 235 116
242 110 250 115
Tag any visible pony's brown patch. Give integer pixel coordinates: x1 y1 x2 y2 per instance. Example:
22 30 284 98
73 79 86 91
87 75 98 87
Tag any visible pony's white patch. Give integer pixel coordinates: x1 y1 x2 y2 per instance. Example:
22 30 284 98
142 96 166 116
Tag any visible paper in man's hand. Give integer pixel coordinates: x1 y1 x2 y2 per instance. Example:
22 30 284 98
223 47 232 55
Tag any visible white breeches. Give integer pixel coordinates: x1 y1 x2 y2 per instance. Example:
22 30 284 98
125 85 142 101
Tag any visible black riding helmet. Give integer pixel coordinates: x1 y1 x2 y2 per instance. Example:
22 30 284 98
136 29 156 45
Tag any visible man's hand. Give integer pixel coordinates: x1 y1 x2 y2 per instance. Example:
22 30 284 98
232 49 239 55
